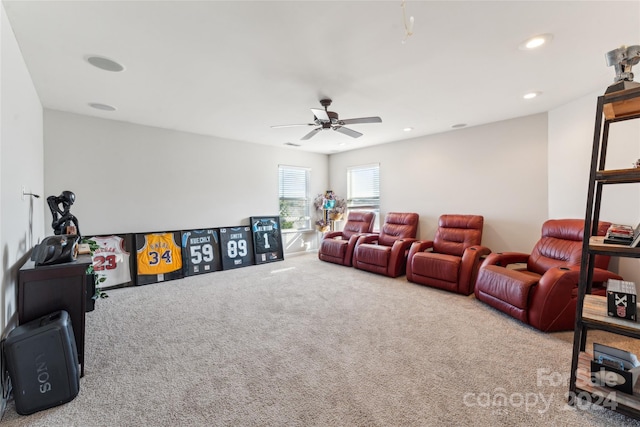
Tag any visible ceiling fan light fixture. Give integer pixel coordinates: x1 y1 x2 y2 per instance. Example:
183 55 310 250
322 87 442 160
272 98 382 141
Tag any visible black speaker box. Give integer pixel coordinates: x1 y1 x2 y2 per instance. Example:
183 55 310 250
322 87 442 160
5 310 80 415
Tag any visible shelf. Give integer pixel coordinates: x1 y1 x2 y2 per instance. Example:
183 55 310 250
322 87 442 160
582 295 640 339
574 352 640 417
576 352 640 416
570 85 640 420
589 237 640 258
595 168 640 184
603 85 640 120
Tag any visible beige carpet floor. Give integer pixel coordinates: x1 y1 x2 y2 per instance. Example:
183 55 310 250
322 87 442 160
2 252 640 426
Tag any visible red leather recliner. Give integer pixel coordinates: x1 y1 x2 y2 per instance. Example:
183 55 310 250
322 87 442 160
318 211 375 266
406 214 491 295
352 212 419 278
474 218 622 332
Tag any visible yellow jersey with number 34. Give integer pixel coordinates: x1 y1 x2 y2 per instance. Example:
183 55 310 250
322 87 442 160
137 233 182 275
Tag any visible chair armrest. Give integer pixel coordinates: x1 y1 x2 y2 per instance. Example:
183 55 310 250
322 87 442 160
356 233 379 246
323 231 343 240
458 245 492 294
528 266 579 331
388 238 418 277
481 252 530 269
407 240 434 260
593 268 623 286
528 266 623 331
406 240 433 281
344 233 369 266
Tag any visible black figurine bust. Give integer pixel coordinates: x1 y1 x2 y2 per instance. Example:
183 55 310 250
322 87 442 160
47 190 81 239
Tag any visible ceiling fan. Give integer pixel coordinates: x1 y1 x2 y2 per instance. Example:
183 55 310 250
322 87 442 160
271 98 382 140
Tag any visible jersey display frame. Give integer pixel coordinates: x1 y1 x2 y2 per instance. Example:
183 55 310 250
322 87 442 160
180 228 222 276
85 234 135 289
250 215 284 264
219 226 255 270
135 231 184 285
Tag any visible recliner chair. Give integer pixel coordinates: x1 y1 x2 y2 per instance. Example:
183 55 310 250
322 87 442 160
474 218 622 332
318 211 375 266
352 212 419 277
406 214 490 295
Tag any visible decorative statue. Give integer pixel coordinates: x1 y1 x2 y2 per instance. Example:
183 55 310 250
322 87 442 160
47 190 81 239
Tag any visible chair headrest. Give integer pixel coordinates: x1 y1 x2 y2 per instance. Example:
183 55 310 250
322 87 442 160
438 214 483 230
541 219 611 240
347 211 374 224
385 212 419 226
379 212 419 246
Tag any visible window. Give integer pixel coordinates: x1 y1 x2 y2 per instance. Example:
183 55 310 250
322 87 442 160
278 165 310 231
347 164 380 230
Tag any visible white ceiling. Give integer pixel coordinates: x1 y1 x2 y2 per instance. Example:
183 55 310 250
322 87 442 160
3 1 640 154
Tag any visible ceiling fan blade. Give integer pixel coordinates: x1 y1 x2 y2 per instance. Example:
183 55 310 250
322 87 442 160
333 126 363 138
301 127 322 140
271 123 316 128
311 108 330 122
339 116 382 125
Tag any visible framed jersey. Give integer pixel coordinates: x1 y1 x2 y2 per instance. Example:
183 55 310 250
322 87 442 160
135 231 184 285
250 215 284 264
85 234 135 289
180 229 222 276
219 226 254 270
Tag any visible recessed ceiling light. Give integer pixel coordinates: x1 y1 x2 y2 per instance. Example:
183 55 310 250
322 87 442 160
451 123 467 128
518 33 553 51
86 55 125 72
89 102 116 111
523 91 542 100
403 127 413 132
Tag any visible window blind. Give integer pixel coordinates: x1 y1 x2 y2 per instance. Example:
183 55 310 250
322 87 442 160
278 165 310 230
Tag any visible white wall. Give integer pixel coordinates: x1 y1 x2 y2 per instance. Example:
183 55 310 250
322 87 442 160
1 3 45 333
549 90 640 283
44 110 328 252
329 113 549 253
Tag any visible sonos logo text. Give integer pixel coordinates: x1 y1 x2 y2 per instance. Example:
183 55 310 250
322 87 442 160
35 353 52 393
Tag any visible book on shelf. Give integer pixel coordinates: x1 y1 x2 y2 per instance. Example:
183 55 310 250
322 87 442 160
608 223 634 234
603 222 640 246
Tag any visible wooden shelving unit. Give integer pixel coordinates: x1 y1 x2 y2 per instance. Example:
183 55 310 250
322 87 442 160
569 85 640 419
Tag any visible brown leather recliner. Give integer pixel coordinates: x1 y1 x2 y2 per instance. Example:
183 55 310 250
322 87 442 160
474 218 622 332
352 212 419 277
406 214 491 295
318 211 376 266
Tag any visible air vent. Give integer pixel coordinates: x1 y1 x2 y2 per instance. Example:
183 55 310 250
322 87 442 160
284 142 301 147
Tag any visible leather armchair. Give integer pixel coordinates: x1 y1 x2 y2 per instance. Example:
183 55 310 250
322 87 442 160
406 214 490 295
318 211 375 266
474 218 622 332
353 212 419 277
